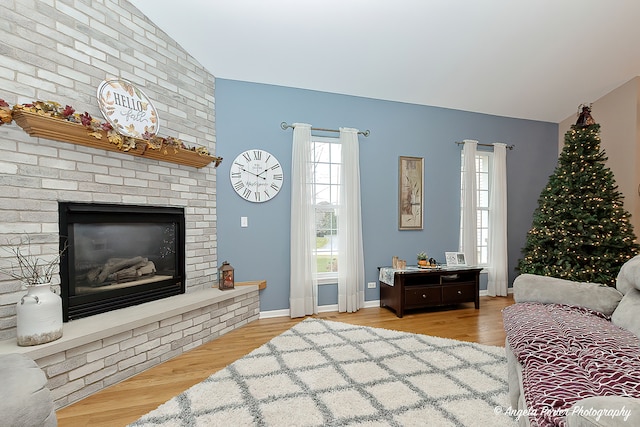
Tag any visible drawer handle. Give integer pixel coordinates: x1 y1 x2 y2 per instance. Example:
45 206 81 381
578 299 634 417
422 294 427 298
457 290 462 295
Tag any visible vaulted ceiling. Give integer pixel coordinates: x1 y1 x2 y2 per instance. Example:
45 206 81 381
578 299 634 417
130 0 640 123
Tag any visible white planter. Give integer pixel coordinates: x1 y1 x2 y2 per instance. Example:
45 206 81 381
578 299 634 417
16 283 63 346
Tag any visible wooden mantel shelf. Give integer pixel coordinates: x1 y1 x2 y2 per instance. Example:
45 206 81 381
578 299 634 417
11 110 221 169
235 280 267 290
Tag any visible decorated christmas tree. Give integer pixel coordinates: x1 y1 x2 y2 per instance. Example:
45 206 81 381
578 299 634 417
518 105 639 286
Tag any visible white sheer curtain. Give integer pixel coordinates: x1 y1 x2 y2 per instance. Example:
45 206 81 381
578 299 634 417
289 123 318 318
337 128 365 312
460 140 478 266
488 143 508 296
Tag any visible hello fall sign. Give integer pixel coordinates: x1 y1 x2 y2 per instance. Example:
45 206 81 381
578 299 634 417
96 78 159 138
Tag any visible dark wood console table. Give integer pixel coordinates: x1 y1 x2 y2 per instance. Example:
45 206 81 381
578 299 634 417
379 266 482 318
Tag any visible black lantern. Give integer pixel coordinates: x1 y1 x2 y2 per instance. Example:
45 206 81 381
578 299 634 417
218 261 234 290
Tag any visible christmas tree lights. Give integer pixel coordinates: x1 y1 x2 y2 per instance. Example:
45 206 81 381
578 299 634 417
518 106 639 286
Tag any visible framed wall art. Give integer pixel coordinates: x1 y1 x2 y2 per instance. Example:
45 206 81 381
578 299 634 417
398 156 423 230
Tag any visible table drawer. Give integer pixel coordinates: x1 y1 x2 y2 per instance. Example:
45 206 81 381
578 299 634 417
405 286 441 307
442 283 476 304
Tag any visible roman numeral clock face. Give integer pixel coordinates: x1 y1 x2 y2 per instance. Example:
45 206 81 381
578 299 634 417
230 149 283 202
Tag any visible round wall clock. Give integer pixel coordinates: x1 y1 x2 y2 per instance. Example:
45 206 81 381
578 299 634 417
230 149 283 202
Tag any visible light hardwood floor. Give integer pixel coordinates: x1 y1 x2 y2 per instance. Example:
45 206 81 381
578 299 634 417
56 295 514 426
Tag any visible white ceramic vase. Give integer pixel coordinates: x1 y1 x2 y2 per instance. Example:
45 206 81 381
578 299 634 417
16 283 63 346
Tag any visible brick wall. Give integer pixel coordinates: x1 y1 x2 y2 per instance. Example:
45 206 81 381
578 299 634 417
0 0 218 340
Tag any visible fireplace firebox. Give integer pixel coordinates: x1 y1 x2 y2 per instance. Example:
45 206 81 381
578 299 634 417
59 202 186 321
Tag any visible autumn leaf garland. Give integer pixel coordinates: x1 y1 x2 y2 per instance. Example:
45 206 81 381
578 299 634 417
0 99 210 156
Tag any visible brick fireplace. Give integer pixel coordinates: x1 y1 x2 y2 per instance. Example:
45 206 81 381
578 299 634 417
0 128 264 409
0 135 263 409
0 128 263 408
0 0 261 409
0 117 266 409
1 0 221 342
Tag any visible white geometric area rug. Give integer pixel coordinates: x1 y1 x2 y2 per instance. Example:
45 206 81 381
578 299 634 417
129 318 516 427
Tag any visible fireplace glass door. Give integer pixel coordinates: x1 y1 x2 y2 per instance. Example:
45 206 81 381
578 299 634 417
60 202 185 321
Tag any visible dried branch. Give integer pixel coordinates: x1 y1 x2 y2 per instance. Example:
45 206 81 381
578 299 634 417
0 235 67 286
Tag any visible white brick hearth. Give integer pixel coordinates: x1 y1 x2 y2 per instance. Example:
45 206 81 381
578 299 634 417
0 286 260 408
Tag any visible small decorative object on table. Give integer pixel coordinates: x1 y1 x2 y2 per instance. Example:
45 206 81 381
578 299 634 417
392 256 406 269
445 251 467 266
218 261 235 290
0 234 65 346
417 252 428 267
393 259 407 269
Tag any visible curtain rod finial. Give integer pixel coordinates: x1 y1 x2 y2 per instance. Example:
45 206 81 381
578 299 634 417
280 122 289 130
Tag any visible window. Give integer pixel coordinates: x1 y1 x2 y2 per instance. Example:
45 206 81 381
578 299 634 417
311 136 341 283
460 151 492 266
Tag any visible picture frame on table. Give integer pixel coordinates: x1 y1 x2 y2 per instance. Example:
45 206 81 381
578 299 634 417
398 156 423 230
445 251 467 266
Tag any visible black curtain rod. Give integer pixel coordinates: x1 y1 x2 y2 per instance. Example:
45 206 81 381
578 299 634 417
455 141 515 150
280 122 370 137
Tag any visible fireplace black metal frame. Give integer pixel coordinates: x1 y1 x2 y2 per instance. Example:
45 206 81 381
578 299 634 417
59 202 186 321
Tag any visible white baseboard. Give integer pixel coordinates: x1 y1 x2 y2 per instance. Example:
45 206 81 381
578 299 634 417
258 309 290 319
363 299 381 308
258 290 512 319
480 288 514 296
259 299 381 319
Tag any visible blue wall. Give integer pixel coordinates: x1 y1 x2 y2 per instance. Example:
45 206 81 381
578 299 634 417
215 79 558 312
